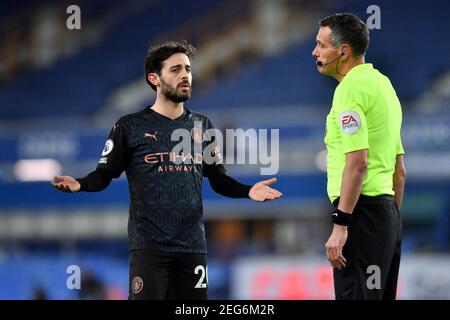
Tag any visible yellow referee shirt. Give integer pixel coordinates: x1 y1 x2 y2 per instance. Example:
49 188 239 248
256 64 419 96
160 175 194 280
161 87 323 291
324 63 404 203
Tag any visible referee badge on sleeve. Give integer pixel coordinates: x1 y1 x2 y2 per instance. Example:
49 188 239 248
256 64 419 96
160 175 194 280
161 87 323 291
340 110 361 135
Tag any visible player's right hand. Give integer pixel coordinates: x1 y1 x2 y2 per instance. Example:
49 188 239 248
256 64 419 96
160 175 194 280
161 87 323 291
51 175 81 193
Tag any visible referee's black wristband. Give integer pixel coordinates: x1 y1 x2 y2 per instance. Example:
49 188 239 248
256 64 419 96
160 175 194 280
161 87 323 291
332 209 352 226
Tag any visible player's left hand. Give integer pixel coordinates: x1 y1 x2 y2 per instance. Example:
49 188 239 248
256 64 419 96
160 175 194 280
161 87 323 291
325 224 348 269
249 178 282 202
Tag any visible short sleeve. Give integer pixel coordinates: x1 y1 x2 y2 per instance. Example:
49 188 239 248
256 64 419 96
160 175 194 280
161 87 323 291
333 85 369 154
396 136 405 155
96 123 129 178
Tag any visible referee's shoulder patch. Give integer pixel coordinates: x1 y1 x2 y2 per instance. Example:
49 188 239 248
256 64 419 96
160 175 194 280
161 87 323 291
340 110 361 135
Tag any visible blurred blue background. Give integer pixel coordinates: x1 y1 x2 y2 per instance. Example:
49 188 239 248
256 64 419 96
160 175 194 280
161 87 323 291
1 0 450 299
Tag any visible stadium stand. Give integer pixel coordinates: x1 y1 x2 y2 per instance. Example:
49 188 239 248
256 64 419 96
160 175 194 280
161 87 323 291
0 0 449 299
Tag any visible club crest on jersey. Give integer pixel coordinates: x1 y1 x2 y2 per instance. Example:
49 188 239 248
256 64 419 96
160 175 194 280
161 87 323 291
340 110 361 135
132 276 143 294
101 139 114 156
191 127 203 143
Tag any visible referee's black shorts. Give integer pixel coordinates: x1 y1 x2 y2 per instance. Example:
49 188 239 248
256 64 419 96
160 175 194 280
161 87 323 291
128 249 208 300
333 195 402 300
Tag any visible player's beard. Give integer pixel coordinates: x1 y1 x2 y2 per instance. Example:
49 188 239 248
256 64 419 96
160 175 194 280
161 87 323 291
160 78 191 103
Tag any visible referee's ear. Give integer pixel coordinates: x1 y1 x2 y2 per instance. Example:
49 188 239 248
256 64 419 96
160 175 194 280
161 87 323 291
339 44 351 61
148 73 159 88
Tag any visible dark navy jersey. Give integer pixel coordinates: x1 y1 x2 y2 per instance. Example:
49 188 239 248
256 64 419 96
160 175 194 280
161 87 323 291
96 106 230 254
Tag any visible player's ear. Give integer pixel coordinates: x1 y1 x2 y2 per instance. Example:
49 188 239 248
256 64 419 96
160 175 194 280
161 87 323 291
148 73 159 87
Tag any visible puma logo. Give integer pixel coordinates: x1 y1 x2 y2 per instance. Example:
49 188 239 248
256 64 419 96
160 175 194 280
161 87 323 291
144 131 158 141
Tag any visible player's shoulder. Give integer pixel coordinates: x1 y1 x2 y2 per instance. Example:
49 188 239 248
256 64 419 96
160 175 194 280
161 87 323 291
185 107 214 125
337 67 380 96
114 107 149 126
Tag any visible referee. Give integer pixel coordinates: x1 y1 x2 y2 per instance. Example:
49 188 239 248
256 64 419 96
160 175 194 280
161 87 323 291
312 14 405 299
51 40 282 299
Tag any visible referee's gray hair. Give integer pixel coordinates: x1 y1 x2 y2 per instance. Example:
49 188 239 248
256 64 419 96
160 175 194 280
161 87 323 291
329 29 346 49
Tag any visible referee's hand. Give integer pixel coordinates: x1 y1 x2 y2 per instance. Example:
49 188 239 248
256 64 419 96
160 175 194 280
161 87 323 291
325 224 348 269
248 178 283 202
51 175 81 193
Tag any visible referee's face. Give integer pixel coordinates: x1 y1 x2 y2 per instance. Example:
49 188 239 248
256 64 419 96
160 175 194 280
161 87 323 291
312 27 340 76
159 53 193 103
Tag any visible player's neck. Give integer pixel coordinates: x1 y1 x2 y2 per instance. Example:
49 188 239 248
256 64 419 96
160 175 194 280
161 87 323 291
152 97 184 120
334 57 365 82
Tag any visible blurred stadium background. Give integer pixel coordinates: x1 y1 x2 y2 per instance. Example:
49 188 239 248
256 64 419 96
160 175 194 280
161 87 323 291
0 0 450 300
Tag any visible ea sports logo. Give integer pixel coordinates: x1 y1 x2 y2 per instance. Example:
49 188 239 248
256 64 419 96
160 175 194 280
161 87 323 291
340 111 361 135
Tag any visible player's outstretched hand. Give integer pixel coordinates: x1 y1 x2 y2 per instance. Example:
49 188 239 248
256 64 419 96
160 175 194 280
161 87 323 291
51 175 81 193
249 178 282 202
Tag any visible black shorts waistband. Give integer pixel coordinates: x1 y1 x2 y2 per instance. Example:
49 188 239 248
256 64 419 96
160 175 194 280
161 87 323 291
333 194 394 207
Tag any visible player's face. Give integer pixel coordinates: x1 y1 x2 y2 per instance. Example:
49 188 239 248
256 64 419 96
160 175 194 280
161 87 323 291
159 53 192 103
312 27 340 76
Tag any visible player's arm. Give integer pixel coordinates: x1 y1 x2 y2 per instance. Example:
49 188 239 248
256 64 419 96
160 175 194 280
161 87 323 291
51 169 113 193
204 163 251 198
202 117 282 201
393 154 405 209
204 163 282 201
51 122 128 193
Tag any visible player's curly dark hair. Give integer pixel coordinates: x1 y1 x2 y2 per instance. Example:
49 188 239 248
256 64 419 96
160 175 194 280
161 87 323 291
320 13 369 57
144 40 196 91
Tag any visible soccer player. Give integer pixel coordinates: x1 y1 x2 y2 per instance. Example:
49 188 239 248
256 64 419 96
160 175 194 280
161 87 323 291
312 14 405 299
51 40 282 300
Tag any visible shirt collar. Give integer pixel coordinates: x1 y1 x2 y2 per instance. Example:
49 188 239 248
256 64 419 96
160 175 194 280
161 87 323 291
346 63 373 77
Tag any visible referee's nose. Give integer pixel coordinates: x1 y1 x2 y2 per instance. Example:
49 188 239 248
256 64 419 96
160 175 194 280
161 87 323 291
312 46 319 58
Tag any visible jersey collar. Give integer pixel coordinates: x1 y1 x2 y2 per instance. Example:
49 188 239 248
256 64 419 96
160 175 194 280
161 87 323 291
346 63 373 77
146 106 188 122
